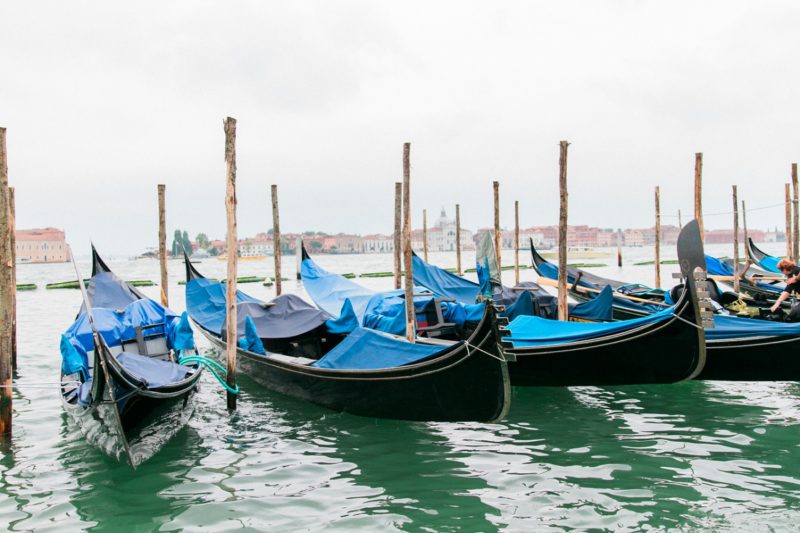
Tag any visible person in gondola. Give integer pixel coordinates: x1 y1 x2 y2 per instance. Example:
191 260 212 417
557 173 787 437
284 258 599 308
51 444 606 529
769 259 800 313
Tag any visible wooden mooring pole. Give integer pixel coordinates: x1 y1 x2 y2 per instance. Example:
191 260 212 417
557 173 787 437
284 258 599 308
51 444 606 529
742 199 749 253
694 152 704 242
271 184 282 296
514 200 520 286
732 185 740 293
422 208 428 262
557 141 569 321
455 204 462 276
793 164 799 263
785 183 792 259
402 143 415 342
223 117 238 411
678 209 682 230
493 181 501 281
1 127 13 438
654 186 661 288
394 182 402 290
9 187 16 370
158 184 168 307
617 230 623 267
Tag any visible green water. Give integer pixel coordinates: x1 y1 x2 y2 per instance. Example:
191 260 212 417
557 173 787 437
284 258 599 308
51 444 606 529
3 250 800 530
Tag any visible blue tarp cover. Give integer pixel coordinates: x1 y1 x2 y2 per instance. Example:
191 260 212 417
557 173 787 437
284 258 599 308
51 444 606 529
507 305 676 347
411 253 479 304
758 255 781 273
238 315 267 354
65 299 180 355
312 327 451 370
301 257 377 320
325 298 360 334
705 255 783 293
707 314 800 339
185 277 261 335
570 285 614 321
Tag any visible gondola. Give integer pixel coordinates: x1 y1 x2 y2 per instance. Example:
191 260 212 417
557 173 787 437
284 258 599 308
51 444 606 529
747 238 782 273
184 257 512 422
529 239 666 320
501 221 708 386
60 247 203 467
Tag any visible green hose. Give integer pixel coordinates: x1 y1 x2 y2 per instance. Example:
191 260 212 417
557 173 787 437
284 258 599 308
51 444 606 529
178 353 240 395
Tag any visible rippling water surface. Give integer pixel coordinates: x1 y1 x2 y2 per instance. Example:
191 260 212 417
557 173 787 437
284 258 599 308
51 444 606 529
2 245 799 531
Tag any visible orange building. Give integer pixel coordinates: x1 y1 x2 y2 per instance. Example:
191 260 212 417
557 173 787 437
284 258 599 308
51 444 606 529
15 227 68 263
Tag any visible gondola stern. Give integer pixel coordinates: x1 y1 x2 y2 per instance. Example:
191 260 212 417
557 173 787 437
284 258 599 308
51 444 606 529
676 220 709 380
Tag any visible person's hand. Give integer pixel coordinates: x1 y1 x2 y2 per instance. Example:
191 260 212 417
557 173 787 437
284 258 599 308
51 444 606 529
770 304 779 313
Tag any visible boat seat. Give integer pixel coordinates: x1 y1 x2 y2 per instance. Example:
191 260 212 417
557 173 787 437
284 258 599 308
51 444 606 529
120 324 171 361
416 297 458 339
117 352 191 388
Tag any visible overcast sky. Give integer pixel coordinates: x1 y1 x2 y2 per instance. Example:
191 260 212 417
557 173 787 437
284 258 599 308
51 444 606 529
2 1 799 255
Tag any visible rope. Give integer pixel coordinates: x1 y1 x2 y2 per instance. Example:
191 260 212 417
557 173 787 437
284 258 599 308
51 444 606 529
0 381 81 389
178 354 239 395
464 341 507 362
671 312 705 330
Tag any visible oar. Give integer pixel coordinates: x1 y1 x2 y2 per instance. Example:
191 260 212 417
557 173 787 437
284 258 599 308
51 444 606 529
536 276 671 307
708 274 785 283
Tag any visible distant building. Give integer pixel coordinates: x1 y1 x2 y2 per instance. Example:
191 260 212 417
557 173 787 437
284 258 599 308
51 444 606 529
362 234 394 253
414 208 473 252
15 227 68 263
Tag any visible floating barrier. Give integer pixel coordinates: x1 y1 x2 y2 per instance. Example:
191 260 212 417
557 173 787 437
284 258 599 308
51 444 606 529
16 283 36 291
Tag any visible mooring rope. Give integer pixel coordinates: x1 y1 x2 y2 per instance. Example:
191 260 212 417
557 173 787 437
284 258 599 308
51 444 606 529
464 341 506 362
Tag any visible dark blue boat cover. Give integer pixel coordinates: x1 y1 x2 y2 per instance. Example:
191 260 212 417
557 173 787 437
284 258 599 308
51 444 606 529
506 305 676 347
325 298 360 334
85 271 144 310
312 327 451 370
570 285 614 321
187 278 332 340
116 352 192 389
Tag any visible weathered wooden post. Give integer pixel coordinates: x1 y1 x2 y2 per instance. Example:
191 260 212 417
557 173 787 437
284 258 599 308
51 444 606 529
493 181 501 280
455 203 462 276
742 199 749 251
223 117 238 410
0 127 13 437
617 230 623 267
394 182 402 290
158 184 169 307
402 143 415 342
654 186 661 288
732 185 740 293
514 200 520 285
557 141 569 321
9 187 16 369
422 208 428 262
793 164 799 263
271 184 282 296
678 209 682 229
694 152 704 242
785 183 792 258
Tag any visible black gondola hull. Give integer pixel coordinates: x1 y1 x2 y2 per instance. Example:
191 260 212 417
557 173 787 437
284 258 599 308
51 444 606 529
194 309 511 423
700 336 800 381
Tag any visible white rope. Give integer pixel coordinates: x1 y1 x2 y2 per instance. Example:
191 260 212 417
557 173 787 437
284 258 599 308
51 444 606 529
0 381 81 389
464 341 507 362
672 312 705 330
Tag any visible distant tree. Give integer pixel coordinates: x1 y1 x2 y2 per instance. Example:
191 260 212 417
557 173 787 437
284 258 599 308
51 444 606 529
208 247 219 256
182 231 192 254
309 240 323 251
196 233 209 249
171 229 182 256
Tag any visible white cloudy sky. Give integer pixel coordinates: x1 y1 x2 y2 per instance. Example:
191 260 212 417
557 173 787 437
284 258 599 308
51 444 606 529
2 1 799 254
